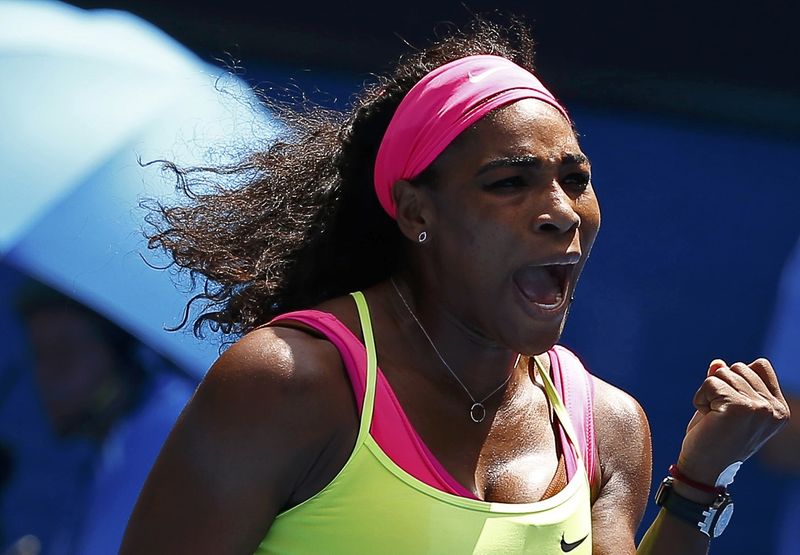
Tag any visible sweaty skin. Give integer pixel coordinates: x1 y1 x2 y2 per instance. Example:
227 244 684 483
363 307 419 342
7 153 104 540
120 100 789 554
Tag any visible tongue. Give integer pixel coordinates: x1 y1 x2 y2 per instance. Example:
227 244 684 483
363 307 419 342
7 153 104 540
514 267 563 305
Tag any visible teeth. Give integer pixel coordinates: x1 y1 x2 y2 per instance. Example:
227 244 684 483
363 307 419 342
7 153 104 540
533 292 564 309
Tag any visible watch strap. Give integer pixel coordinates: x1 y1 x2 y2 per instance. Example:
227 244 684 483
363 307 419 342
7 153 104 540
668 464 725 494
655 477 732 538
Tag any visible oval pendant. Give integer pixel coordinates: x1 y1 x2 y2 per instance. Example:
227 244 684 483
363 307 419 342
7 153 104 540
469 402 486 423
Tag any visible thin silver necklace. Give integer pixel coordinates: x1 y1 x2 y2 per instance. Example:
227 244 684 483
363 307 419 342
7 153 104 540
390 278 520 423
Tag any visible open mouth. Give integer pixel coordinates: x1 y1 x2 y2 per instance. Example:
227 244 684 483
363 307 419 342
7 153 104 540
512 263 573 310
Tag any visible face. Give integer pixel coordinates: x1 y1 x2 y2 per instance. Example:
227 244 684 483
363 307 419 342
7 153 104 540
408 99 601 354
26 308 121 435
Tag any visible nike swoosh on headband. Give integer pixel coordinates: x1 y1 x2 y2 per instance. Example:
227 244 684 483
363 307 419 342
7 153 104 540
467 66 506 83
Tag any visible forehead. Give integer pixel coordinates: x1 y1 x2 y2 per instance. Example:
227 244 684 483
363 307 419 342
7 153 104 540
436 99 583 168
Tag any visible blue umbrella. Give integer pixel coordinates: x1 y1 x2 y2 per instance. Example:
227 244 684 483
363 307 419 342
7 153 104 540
0 0 279 377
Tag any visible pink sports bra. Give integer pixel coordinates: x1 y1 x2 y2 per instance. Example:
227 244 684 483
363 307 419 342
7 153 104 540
270 308 597 496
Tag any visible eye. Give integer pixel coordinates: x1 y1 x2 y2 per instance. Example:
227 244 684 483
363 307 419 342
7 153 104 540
561 171 591 192
483 175 526 192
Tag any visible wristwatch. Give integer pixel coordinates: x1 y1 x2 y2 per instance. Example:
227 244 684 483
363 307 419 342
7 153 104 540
655 477 734 538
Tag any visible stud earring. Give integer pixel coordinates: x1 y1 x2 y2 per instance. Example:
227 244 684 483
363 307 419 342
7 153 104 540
418 231 428 243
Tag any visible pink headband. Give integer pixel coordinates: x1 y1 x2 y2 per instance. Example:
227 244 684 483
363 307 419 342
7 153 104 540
373 54 570 219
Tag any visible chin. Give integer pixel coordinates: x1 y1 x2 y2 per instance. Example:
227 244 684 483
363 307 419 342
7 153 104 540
514 315 568 356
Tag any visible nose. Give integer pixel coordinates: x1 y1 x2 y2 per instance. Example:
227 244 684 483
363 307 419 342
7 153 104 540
533 183 581 234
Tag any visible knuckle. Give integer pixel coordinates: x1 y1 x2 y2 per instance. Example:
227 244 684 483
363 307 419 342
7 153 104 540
774 403 791 422
729 397 771 416
725 401 750 415
751 357 772 369
729 362 748 373
753 401 773 415
714 367 732 379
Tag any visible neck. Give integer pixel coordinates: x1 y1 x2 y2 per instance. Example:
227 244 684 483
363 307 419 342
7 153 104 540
387 276 524 399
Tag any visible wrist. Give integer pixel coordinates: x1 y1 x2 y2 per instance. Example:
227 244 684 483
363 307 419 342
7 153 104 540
669 464 725 496
675 457 744 489
670 477 719 504
675 455 720 487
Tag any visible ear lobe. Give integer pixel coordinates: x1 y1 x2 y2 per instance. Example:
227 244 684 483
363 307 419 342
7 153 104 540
393 179 431 242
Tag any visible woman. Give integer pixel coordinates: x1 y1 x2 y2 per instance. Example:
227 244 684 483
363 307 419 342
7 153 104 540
121 17 789 554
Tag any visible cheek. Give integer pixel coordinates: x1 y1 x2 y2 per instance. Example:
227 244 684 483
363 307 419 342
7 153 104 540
432 218 511 287
578 191 601 242
447 192 519 243
446 215 512 261
434 196 482 249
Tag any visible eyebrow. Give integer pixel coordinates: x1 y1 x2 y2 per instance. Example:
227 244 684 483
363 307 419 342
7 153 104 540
475 153 590 176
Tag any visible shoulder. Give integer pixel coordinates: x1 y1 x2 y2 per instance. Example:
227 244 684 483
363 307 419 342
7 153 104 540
175 320 360 508
590 374 651 480
548 347 650 488
591 376 649 440
196 323 355 438
548 345 649 454
120 321 359 552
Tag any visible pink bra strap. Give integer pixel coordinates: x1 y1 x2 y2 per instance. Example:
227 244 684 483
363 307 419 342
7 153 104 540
550 345 597 488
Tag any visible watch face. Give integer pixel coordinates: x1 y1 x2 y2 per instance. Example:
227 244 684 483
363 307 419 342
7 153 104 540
713 503 735 538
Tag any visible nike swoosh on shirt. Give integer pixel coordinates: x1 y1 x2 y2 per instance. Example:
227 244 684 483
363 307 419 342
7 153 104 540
560 532 589 552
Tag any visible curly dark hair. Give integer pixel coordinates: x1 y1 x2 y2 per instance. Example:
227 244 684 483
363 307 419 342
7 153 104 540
146 15 539 340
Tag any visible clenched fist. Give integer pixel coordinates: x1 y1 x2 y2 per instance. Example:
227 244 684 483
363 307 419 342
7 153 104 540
677 358 790 485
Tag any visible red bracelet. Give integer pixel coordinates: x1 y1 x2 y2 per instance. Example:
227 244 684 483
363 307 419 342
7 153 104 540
668 464 726 494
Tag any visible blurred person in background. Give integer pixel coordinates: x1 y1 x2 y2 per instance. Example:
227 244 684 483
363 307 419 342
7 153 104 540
1 280 195 555
761 238 800 555
0 0 276 551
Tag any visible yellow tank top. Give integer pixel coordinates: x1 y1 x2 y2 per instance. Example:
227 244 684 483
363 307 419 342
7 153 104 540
256 292 592 555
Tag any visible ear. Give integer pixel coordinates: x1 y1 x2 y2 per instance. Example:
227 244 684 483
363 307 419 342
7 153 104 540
392 179 434 243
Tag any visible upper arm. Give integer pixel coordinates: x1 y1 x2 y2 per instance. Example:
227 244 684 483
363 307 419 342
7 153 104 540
120 326 355 555
590 376 653 555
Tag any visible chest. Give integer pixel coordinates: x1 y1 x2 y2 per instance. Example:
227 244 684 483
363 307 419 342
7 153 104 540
385 366 563 503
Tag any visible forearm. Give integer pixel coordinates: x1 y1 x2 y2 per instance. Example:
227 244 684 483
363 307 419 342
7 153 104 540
637 509 710 555
637 477 719 555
